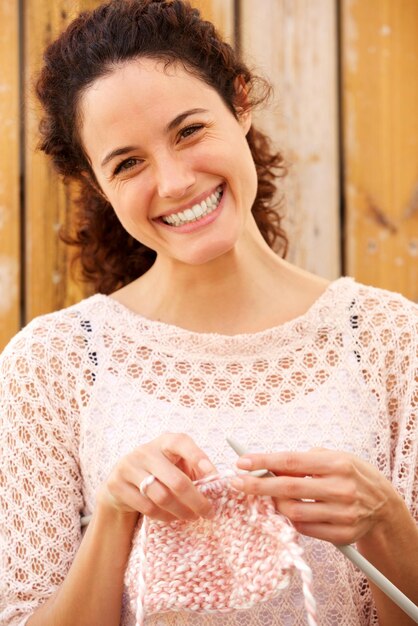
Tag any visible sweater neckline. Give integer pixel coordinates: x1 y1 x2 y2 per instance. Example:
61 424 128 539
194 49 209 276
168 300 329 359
88 277 355 354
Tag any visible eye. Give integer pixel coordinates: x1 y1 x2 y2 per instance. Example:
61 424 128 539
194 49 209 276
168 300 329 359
179 124 204 140
113 157 142 176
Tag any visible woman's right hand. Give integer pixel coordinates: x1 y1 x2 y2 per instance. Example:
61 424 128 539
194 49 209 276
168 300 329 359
97 432 217 522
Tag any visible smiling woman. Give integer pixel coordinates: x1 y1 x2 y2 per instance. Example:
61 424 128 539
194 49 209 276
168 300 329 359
0 1 417 626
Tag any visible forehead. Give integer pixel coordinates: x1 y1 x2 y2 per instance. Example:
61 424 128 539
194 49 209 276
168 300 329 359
79 58 222 129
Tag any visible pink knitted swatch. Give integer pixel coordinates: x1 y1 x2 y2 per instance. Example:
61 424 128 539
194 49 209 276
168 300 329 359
125 472 317 626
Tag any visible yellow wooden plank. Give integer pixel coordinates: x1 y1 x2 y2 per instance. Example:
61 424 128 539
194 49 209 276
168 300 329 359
24 0 101 323
0 1 20 351
342 0 418 300
190 0 235 45
240 0 340 280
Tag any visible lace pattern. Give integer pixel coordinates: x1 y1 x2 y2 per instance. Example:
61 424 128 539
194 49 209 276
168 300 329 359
1 277 417 626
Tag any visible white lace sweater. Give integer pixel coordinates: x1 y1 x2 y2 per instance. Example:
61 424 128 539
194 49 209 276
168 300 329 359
0 277 417 626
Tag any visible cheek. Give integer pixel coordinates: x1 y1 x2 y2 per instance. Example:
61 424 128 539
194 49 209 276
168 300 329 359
110 181 152 222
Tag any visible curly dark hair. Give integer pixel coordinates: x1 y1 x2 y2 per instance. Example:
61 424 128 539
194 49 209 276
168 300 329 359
35 0 288 294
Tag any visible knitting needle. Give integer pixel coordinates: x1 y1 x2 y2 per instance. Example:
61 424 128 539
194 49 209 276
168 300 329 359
226 436 418 623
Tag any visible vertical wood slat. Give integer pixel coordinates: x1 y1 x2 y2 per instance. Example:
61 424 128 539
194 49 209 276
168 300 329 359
240 0 341 280
342 0 418 300
191 0 235 44
24 1 100 326
0 2 20 351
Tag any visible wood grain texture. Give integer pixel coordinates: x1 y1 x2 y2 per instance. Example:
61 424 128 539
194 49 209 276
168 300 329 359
190 0 235 44
240 0 341 280
342 0 418 300
0 1 20 350
24 0 100 325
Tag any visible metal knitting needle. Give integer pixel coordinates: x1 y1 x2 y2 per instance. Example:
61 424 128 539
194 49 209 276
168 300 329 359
226 436 418 623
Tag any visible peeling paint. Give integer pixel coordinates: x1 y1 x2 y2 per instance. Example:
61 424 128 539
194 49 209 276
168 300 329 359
0 255 18 316
408 240 418 257
367 239 378 254
52 271 61 285
380 25 391 37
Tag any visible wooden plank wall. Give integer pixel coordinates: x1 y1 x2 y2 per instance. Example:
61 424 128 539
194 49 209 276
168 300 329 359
341 0 418 300
1 0 417 351
0 2 20 349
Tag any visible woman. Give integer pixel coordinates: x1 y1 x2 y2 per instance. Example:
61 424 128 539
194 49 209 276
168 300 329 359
0 1 417 624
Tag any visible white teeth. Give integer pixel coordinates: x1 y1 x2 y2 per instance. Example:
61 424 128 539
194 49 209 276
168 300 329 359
184 208 195 221
192 204 203 219
161 186 223 227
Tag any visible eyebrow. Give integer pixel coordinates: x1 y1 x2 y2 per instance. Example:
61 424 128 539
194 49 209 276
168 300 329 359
100 107 209 169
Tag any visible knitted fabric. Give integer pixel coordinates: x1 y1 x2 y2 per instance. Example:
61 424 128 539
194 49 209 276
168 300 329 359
125 473 317 626
1 277 417 626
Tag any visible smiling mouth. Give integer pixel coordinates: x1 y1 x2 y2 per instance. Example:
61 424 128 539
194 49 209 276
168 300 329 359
159 185 224 227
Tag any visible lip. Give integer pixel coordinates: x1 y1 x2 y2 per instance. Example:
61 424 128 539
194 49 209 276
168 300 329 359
154 183 223 220
154 184 225 234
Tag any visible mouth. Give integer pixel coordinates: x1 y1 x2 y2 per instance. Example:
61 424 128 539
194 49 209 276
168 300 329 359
157 185 224 227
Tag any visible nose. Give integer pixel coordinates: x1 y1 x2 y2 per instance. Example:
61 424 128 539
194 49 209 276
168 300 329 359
155 152 195 199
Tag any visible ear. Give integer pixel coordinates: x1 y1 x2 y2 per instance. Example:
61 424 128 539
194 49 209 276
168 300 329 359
233 75 252 135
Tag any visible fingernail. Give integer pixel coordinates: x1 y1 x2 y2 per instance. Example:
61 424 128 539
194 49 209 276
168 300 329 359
204 507 216 519
198 458 216 475
231 477 244 490
237 457 252 469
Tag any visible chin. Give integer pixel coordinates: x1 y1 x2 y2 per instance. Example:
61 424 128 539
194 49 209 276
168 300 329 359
180 238 237 266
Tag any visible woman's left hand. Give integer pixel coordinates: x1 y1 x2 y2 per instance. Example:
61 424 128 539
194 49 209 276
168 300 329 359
230 448 401 545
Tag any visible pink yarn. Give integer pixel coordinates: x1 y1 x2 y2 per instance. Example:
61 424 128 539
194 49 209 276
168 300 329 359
125 472 317 625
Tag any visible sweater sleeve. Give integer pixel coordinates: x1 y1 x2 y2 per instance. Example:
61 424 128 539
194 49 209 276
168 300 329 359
385 292 418 519
0 317 84 625
354 286 418 518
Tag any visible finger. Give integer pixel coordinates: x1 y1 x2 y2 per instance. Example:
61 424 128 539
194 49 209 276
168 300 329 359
143 478 200 521
132 456 214 519
276 499 363 527
148 434 216 517
108 481 177 522
236 449 353 477
292 522 360 545
160 432 217 478
230 474 359 505
151 463 215 519
230 474 332 500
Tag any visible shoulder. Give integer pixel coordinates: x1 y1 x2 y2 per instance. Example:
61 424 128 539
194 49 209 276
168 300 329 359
328 277 418 326
0 294 104 375
333 279 418 376
341 278 418 332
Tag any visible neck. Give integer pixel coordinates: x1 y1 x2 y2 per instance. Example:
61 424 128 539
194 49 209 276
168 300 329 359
115 229 329 334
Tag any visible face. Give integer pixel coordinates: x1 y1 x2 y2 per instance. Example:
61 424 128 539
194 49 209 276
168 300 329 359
79 58 258 267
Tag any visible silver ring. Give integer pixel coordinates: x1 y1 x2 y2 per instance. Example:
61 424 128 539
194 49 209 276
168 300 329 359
139 474 156 497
